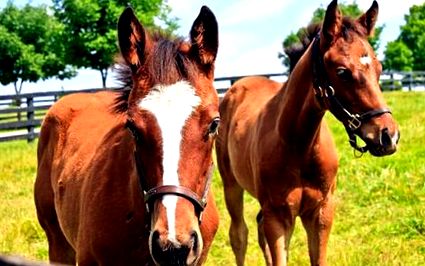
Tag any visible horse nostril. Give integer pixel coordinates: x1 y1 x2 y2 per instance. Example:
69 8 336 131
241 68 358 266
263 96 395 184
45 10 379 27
380 128 392 147
150 230 161 250
190 230 199 253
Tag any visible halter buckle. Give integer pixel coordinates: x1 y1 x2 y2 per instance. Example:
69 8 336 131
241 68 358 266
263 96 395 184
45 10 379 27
347 114 361 130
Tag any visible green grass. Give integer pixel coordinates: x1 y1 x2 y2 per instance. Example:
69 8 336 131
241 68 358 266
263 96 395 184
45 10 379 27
0 91 424 265
0 141 47 260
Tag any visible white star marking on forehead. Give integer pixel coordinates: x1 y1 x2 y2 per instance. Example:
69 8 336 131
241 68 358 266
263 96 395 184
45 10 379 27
138 80 201 241
360 55 372 66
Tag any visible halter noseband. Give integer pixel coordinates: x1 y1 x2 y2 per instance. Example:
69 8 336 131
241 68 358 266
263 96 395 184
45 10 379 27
127 122 212 223
311 35 391 155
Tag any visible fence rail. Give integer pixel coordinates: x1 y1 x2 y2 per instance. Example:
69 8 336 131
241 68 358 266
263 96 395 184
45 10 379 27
0 71 424 142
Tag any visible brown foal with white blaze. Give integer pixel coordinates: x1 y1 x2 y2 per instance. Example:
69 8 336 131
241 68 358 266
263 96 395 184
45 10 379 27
215 1 399 265
35 6 220 266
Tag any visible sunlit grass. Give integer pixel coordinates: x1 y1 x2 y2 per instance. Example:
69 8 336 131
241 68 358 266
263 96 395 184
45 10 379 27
0 141 48 260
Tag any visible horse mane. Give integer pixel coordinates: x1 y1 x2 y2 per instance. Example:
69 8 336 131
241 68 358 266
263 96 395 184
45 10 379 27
113 31 197 113
285 16 369 72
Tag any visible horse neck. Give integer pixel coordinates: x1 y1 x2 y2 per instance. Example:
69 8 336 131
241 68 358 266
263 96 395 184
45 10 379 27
275 44 326 152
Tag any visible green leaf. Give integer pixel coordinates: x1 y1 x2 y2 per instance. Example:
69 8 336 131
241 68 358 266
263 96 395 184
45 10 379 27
0 2 76 93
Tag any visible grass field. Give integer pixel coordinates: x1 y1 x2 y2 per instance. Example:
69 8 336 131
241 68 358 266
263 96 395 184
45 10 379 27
0 91 424 265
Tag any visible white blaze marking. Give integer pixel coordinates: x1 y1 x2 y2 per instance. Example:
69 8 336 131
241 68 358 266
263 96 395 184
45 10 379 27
360 55 372 66
138 81 201 241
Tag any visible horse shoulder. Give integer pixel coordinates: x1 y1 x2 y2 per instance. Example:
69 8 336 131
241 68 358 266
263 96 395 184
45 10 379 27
40 91 122 173
303 121 338 189
37 91 129 244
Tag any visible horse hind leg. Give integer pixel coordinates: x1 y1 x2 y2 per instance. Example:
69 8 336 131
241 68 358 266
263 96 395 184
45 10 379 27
216 139 248 265
256 210 272 266
224 181 248 266
217 162 247 265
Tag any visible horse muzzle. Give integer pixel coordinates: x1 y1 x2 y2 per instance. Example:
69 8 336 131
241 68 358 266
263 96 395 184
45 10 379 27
361 125 400 157
149 229 201 266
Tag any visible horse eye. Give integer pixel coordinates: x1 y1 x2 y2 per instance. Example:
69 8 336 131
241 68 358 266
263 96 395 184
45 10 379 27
336 67 352 81
208 117 220 136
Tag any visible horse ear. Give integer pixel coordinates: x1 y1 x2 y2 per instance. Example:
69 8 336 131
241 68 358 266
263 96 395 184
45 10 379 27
189 6 219 72
357 0 379 36
118 7 148 71
321 0 342 48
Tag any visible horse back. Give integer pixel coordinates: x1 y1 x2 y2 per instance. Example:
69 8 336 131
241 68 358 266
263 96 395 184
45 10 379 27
219 76 283 138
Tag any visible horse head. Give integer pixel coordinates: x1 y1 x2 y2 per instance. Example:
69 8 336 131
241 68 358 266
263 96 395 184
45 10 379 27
314 0 399 156
117 6 219 265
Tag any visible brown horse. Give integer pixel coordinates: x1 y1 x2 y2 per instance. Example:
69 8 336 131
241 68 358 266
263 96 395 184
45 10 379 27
215 1 399 265
35 6 220 266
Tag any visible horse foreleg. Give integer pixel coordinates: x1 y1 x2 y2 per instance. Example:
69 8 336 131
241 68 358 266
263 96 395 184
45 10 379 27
262 205 295 266
300 195 335 266
223 182 248 266
256 210 272 266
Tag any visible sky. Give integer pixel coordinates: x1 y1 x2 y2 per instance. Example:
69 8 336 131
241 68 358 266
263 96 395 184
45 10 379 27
1 0 424 95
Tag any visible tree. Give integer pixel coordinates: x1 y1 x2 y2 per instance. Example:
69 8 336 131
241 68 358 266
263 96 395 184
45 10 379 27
52 0 178 88
279 2 383 69
0 3 76 96
383 40 413 71
397 3 425 70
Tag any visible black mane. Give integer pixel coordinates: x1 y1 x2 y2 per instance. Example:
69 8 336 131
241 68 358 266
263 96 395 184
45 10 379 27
284 24 321 73
285 17 368 72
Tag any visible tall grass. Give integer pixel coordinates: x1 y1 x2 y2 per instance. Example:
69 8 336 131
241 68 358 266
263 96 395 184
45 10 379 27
0 91 424 265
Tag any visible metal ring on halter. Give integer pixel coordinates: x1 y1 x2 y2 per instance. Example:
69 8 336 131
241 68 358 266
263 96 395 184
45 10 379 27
325 85 335 97
315 86 322 97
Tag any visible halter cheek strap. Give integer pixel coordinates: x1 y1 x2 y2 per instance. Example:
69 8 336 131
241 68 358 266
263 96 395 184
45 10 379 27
130 125 212 223
311 35 391 155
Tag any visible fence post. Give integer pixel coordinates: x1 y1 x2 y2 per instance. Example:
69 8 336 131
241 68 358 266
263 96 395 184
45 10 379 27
26 96 35 143
390 72 395 91
15 95 22 121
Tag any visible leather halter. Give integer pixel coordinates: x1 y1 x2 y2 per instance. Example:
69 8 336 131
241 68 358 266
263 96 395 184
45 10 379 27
311 35 391 154
127 121 212 223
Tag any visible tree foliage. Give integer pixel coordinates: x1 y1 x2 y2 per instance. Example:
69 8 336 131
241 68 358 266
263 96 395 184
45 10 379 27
279 3 383 69
383 40 413 71
0 3 75 95
389 3 425 71
52 0 178 88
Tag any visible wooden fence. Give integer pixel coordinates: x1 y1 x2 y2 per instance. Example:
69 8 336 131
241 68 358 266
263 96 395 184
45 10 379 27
0 89 107 142
0 71 423 142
